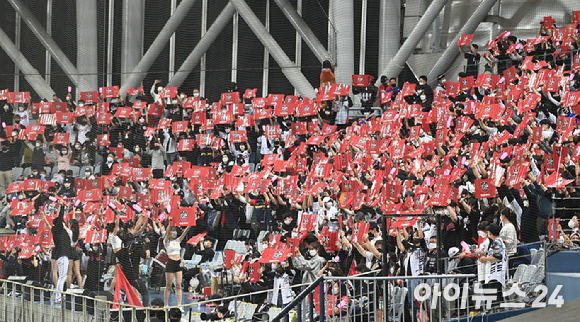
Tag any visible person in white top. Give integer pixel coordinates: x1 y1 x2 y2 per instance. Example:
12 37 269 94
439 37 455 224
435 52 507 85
478 223 507 309
163 218 191 307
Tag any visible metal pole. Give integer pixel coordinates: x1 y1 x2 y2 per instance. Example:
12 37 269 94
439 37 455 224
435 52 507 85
378 0 401 79
120 0 197 94
107 0 114 87
377 0 449 85
7 0 79 86
427 0 499 84
262 0 270 97
231 12 239 83
273 0 331 62
0 27 56 99
167 3 236 88
121 0 144 84
200 0 208 97
45 0 52 86
169 0 177 80
14 12 21 92
229 0 316 97
331 0 354 85
359 0 367 75
294 0 302 97
77 0 99 93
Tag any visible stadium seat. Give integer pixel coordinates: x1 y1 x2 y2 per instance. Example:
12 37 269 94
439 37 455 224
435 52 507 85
70 166 80 178
44 166 52 178
512 264 527 284
530 249 544 266
11 167 23 182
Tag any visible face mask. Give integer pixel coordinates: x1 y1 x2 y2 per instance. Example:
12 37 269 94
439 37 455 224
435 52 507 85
64 183 71 188
3 105 8 110
569 220 576 229
193 93 200 97
62 150 68 155
442 79 447 83
284 219 291 225
18 195 24 200
139 119 145 124
523 200 529 207
85 172 91 177
240 145 245 151
419 81 425 86
172 100 178 105
40 174 45 178
428 243 437 250
280 262 287 268
325 202 333 208
180 94 186 99
111 99 118 104
157 87 163 93
478 231 487 237
36 143 41 147
308 249 317 257
225 129 230 133
107 157 114 162
171 231 178 238
420 95 426 101
204 241 210 248
78 103 85 108
19 107 25 112
32 172 38 176
12 132 17 137
135 147 140 152
222 157 228 163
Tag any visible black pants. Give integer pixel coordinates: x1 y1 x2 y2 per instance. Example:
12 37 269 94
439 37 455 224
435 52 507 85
483 281 503 309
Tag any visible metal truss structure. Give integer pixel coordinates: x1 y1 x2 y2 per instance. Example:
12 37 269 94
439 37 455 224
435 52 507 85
0 0 578 100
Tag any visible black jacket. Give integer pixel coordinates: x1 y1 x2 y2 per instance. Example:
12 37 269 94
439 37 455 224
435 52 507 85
51 206 72 259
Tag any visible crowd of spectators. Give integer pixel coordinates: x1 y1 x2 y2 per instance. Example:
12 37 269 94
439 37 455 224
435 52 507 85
0 14 579 321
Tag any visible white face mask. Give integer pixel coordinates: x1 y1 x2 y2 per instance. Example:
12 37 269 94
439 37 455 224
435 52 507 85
193 93 200 97
19 106 25 112
12 132 17 137
428 243 437 250
78 103 85 108
36 143 41 147
107 157 114 162
478 231 487 237
523 200 529 207
222 157 229 163
225 129 230 133
32 171 38 176
284 219 291 225
3 105 8 110
308 249 317 257
62 150 68 155
85 172 91 177
18 195 24 200
204 241 210 248
64 183 71 188
240 145 245 151
569 220 577 229
75 144 81 149
420 95 426 101
280 262 287 268
139 119 145 124
135 147 140 152
172 100 178 105
442 79 447 83
40 174 45 178
157 87 163 93
180 94 186 99
171 231 178 238
419 81 425 86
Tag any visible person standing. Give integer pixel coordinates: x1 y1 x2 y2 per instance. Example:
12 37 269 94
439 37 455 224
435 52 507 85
50 200 72 303
459 43 480 78
478 223 507 309
163 220 191 308
0 142 15 198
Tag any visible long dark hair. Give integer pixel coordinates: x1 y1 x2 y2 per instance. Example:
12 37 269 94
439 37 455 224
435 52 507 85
69 219 79 242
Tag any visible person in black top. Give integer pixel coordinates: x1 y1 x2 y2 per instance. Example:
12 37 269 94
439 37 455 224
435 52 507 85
50 200 72 303
459 44 481 78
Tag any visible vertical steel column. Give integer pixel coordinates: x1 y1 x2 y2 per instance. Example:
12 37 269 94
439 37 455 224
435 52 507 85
14 12 21 92
294 0 302 96
45 0 52 86
167 3 236 88
121 0 144 84
0 27 55 98
327 2 336 64
377 0 449 84
427 0 498 83
431 10 442 52
262 0 270 97
200 0 208 97
359 0 367 75
331 0 354 85
77 0 99 93
106 0 114 86
120 0 196 95
169 0 177 80
231 12 239 83
378 0 400 78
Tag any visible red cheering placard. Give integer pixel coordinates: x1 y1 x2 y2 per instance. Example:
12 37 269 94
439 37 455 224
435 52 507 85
351 223 369 244
170 207 197 226
457 34 474 46
474 179 496 199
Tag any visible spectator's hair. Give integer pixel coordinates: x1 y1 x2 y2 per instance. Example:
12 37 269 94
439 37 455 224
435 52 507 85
169 308 181 319
354 264 370 274
310 241 322 251
478 221 489 231
419 75 428 82
150 298 164 307
507 35 517 43
472 44 478 49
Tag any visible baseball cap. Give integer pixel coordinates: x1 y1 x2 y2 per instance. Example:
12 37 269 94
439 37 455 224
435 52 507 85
448 247 460 258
